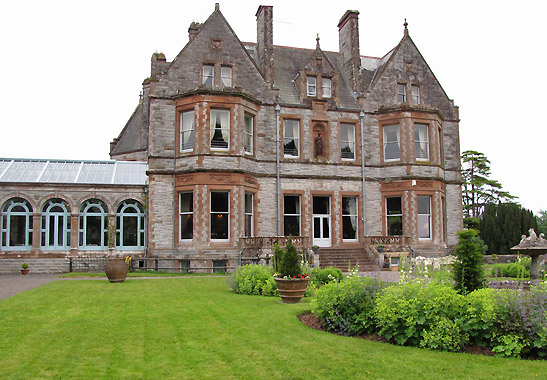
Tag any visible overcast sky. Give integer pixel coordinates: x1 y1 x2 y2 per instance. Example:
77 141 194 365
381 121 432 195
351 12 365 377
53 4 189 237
1 0 545 213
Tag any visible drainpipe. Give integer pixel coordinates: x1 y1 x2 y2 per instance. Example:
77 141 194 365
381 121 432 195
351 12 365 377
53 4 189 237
359 111 366 237
275 104 281 236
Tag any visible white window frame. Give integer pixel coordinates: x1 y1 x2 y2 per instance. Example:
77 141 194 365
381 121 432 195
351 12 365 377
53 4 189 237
210 109 230 150
283 195 301 236
179 192 193 241
41 199 71 250
116 200 145 250
307 76 317 96
398 84 406 103
202 64 214 86
340 123 355 160
383 124 401 162
386 197 403 236
418 195 432 240
283 119 300 158
1 198 33 251
221 66 232 87
78 199 108 250
342 196 358 241
243 113 253 155
322 77 332 98
244 193 253 237
414 123 430 161
210 192 230 241
180 110 195 152
411 85 420 104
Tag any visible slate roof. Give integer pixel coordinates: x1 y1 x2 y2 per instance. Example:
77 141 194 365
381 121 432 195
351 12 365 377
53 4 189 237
0 158 148 185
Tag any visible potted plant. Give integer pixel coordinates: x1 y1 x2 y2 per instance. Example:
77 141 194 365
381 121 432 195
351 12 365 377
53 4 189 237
21 263 29 275
273 239 309 303
377 244 385 253
312 245 320 255
105 255 131 283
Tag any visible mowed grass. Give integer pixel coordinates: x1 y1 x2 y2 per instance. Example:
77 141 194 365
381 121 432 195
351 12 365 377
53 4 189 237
1 278 546 380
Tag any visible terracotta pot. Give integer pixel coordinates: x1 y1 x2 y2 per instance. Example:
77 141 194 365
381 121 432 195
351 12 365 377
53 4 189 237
274 277 309 304
21 269 29 275
105 258 129 283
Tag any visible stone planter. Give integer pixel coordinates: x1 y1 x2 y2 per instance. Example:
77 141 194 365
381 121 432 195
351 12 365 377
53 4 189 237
21 269 29 275
105 258 129 283
274 277 309 304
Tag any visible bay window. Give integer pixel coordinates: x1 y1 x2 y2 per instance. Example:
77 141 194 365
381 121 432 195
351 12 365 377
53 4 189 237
418 195 432 239
415 124 429 161
383 125 400 161
179 192 193 240
180 110 195 151
244 113 253 154
244 193 253 237
210 109 230 149
210 192 229 240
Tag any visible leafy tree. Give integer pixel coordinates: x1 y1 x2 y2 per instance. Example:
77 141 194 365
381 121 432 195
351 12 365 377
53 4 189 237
453 229 486 294
537 210 547 236
461 150 516 218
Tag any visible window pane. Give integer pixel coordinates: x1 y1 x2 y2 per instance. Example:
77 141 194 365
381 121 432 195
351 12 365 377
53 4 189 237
398 84 406 102
86 215 101 246
285 216 300 236
415 124 429 160
342 197 357 240
307 76 316 96
221 66 232 87
411 85 420 104
384 125 400 161
123 216 138 246
341 123 355 159
244 114 253 154
313 197 329 214
9 215 26 246
211 192 229 212
284 196 299 214
210 109 230 149
180 193 193 213
181 111 195 151
210 214 228 239
418 195 431 239
283 195 300 236
386 197 403 236
322 78 331 98
202 65 214 85
283 120 299 157
180 214 193 240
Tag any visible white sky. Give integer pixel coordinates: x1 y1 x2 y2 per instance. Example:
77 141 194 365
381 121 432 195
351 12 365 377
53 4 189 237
1 0 545 213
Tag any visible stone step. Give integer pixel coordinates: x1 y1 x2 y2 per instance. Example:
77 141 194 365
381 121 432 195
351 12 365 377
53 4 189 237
317 248 377 272
0 258 69 274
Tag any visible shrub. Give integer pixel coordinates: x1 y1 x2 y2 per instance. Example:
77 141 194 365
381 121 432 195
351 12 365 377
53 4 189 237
232 264 277 296
462 288 497 346
452 229 486 294
309 266 343 287
278 239 302 277
21 263 29 270
375 282 465 349
313 276 387 336
490 263 529 278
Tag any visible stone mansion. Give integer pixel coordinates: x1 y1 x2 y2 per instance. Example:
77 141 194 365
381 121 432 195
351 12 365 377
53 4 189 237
0 4 463 272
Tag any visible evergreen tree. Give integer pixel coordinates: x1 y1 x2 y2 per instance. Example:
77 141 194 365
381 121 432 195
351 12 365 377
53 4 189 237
453 229 486 294
537 210 547 236
279 239 301 277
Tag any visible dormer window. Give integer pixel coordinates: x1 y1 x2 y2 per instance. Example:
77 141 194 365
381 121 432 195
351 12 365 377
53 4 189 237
202 64 214 86
322 78 332 98
397 84 406 103
221 66 232 87
411 85 420 104
307 76 317 97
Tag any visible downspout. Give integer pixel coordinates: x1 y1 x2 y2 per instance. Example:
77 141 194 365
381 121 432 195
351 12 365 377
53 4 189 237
275 104 281 236
359 111 366 237
173 107 177 258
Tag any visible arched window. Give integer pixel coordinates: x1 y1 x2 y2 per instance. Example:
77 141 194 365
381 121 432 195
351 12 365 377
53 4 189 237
79 199 108 249
41 199 71 250
116 200 145 249
1 197 33 250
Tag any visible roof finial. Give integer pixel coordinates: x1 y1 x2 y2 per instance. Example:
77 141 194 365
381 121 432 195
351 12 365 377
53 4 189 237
316 33 320 49
215 3 219 11
403 18 409 36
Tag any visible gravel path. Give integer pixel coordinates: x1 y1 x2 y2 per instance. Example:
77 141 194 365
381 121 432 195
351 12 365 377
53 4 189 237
0 273 60 301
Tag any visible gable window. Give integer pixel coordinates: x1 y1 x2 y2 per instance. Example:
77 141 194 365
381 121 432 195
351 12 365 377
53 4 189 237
411 85 420 104
210 109 230 150
342 196 358 240
221 66 232 87
415 124 429 161
307 76 316 96
1 197 33 250
322 77 332 98
210 192 229 241
202 64 214 86
340 123 355 160
180 110 195 152
383 125 400 161
398 84 406 103
283 195 300 236
386 197 403 236
283 119 299 157
179 192 193 240
41 199 71 250
418 195 431 239
78 199 107 250
244 193 253 237
243 113 253 154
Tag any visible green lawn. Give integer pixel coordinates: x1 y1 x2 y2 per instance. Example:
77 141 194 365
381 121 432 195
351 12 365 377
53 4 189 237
1 278 545 379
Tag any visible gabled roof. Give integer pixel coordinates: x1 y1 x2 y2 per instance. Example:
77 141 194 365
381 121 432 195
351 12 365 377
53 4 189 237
0 158 148 185
111 102 145 155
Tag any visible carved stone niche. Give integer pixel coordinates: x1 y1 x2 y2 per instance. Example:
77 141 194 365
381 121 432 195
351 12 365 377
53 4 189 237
312 121 328 160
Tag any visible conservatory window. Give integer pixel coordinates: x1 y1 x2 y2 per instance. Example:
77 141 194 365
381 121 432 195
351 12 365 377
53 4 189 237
340 123 355 160
180 110 195 152
41 199 71 250
418 196 432 239
210 109 230 149
1 197 33 250
243 113 253 155
210 192 229 241
283 119 299 157
202 64 214 86
244 193 253 237
283 195 300 236
386 197 403 236
221 66 232 87
383 125 400 161
78 199 108 249
342 197 358 240
116 200 145 249
179 192 193 240
415 124 429 161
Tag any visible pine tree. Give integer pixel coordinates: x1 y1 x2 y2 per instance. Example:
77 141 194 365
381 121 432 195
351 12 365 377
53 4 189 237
453 229 485 294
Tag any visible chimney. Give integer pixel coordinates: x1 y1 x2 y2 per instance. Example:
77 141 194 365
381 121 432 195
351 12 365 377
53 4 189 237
256 5 274 83
150 52 166 81
188 22 202 41
338 10 361 92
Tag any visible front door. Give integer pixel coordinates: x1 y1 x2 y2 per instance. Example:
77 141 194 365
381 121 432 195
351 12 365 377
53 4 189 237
312 196 331 247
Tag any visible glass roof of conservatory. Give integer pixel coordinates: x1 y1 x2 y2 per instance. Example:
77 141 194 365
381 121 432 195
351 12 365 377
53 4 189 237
0 159 148 185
